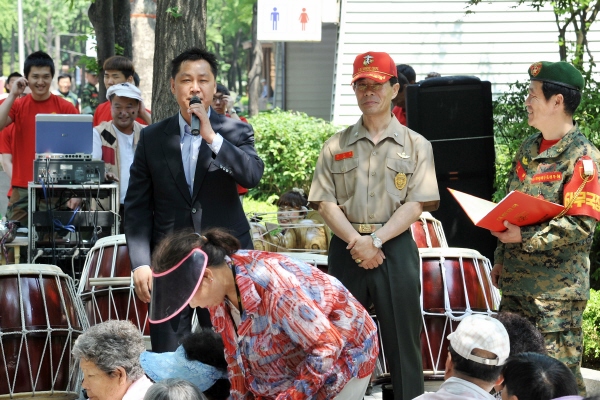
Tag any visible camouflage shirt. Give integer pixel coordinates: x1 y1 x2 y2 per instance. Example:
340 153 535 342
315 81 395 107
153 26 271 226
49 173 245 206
81 82 99 115
495 124 600 300
54 90 79 108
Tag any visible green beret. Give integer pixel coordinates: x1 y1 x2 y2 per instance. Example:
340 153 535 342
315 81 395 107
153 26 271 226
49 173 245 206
528 61 584 91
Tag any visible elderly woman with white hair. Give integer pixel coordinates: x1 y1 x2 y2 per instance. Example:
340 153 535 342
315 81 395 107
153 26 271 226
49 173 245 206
73 320 153 400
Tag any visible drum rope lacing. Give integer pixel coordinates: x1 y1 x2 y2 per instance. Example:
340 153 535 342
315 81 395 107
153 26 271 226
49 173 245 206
419 252 501 376
78 241 148 332
422 219 433 248
432 219 448 247
1 270 88 396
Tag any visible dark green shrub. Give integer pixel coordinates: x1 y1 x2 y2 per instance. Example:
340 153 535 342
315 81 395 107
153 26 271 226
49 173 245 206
583 289 600 368
248 109 341 202
493 78 600 289
491 81 534 201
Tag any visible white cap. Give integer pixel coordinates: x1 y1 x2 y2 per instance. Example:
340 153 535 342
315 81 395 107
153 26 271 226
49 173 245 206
106 82 143 102
447 314 510 366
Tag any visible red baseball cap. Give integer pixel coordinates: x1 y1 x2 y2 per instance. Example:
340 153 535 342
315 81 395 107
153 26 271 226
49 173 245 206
351 52 398 84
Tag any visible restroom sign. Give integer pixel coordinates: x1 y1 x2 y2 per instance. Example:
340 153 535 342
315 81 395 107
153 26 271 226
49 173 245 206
257 0 322 41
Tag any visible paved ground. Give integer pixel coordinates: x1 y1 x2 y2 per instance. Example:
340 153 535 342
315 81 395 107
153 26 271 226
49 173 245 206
365 369 600 399
365 380 443 400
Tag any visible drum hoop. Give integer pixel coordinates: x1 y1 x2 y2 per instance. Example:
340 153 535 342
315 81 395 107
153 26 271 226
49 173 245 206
0 264 67 277
89 234 127 251
0 391 78 399
418 212 438 221
78 235 128 294
418 247 485 259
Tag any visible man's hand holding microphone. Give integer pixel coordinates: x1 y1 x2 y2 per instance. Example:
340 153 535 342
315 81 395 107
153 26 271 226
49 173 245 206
188 96 216 144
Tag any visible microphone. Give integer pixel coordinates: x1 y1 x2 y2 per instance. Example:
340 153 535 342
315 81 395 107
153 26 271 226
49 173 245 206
189 96 201 136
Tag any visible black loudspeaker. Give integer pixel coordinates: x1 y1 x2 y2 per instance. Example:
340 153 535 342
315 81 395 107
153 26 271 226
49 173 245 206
406 76 497 260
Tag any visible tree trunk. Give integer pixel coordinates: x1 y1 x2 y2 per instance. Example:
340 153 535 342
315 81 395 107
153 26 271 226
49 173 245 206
247 3 262 117
0 35 4 76
230 28 242 93
45 0 53 60
34 15 39 51
131 0 157 109
553 11 568 62
9 26 15 73
237 63 243 96
88 0 116 103
113 0 133 59
152 0 207 122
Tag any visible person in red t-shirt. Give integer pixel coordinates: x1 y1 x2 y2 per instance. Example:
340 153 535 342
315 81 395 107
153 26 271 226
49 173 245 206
0 72 25 201
213 83 249 201
93 56 152 126
0 51 79 225
0 123 14 199
392 64 416 126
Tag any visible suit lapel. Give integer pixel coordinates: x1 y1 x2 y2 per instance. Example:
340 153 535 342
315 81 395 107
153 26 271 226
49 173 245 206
162 115 192 204
192 109 223 200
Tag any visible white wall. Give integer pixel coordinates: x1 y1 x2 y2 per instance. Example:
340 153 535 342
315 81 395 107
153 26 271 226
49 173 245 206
286 23 338 120
332 0 600 126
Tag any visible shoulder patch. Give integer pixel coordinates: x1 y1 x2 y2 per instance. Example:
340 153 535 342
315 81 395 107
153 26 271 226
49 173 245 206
101 129 117 146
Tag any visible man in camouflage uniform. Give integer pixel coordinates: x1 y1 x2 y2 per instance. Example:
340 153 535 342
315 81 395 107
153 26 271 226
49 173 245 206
81 70 99 115
491 61 600 395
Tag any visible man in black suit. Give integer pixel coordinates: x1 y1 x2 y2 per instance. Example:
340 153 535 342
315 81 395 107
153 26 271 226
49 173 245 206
124 48 264 352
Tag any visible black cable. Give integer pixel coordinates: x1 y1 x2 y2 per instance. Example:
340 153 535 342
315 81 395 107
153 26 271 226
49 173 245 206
91 169 101 245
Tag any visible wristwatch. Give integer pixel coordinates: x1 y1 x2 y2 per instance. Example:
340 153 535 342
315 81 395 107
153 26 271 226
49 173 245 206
371 233 382 249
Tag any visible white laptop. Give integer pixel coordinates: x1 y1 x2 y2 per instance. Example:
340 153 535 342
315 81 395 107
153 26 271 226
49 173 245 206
35 114 93 155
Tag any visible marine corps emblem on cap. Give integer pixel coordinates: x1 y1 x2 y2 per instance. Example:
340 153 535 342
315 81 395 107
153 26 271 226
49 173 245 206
528 61 584 91
351 51 397 84
530 62 543 77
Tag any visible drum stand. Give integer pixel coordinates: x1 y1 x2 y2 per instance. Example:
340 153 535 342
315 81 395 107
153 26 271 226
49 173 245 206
27 183 119 279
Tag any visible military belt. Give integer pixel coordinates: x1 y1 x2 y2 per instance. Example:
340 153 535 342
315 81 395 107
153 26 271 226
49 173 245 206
350 223 385 234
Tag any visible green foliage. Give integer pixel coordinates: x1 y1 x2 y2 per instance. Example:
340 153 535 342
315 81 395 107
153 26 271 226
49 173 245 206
0 0 17 39
206 0 254 93
248 109 341 201
583 289 600 367
77 55 99 74
491 81 534 201
165 7 182 19
0 0 91 73
243 197 277 215
114 43 124 56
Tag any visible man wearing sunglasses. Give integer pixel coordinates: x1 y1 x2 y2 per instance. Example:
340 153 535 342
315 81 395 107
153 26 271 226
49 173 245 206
309 51 440 399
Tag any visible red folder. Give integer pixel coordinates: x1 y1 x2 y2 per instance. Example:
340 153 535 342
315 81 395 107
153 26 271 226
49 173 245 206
448 188 564 232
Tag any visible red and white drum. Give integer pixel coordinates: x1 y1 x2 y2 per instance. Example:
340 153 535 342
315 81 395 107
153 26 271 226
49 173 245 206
0 264 88 398
411 212 448 248
419 247 500 377
78 235 149 341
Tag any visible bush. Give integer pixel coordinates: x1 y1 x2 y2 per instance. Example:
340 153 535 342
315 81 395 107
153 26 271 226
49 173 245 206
248 109 341 202
491 81 534 201
583 289 600 368
243 197 277 215
493 78 600 289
